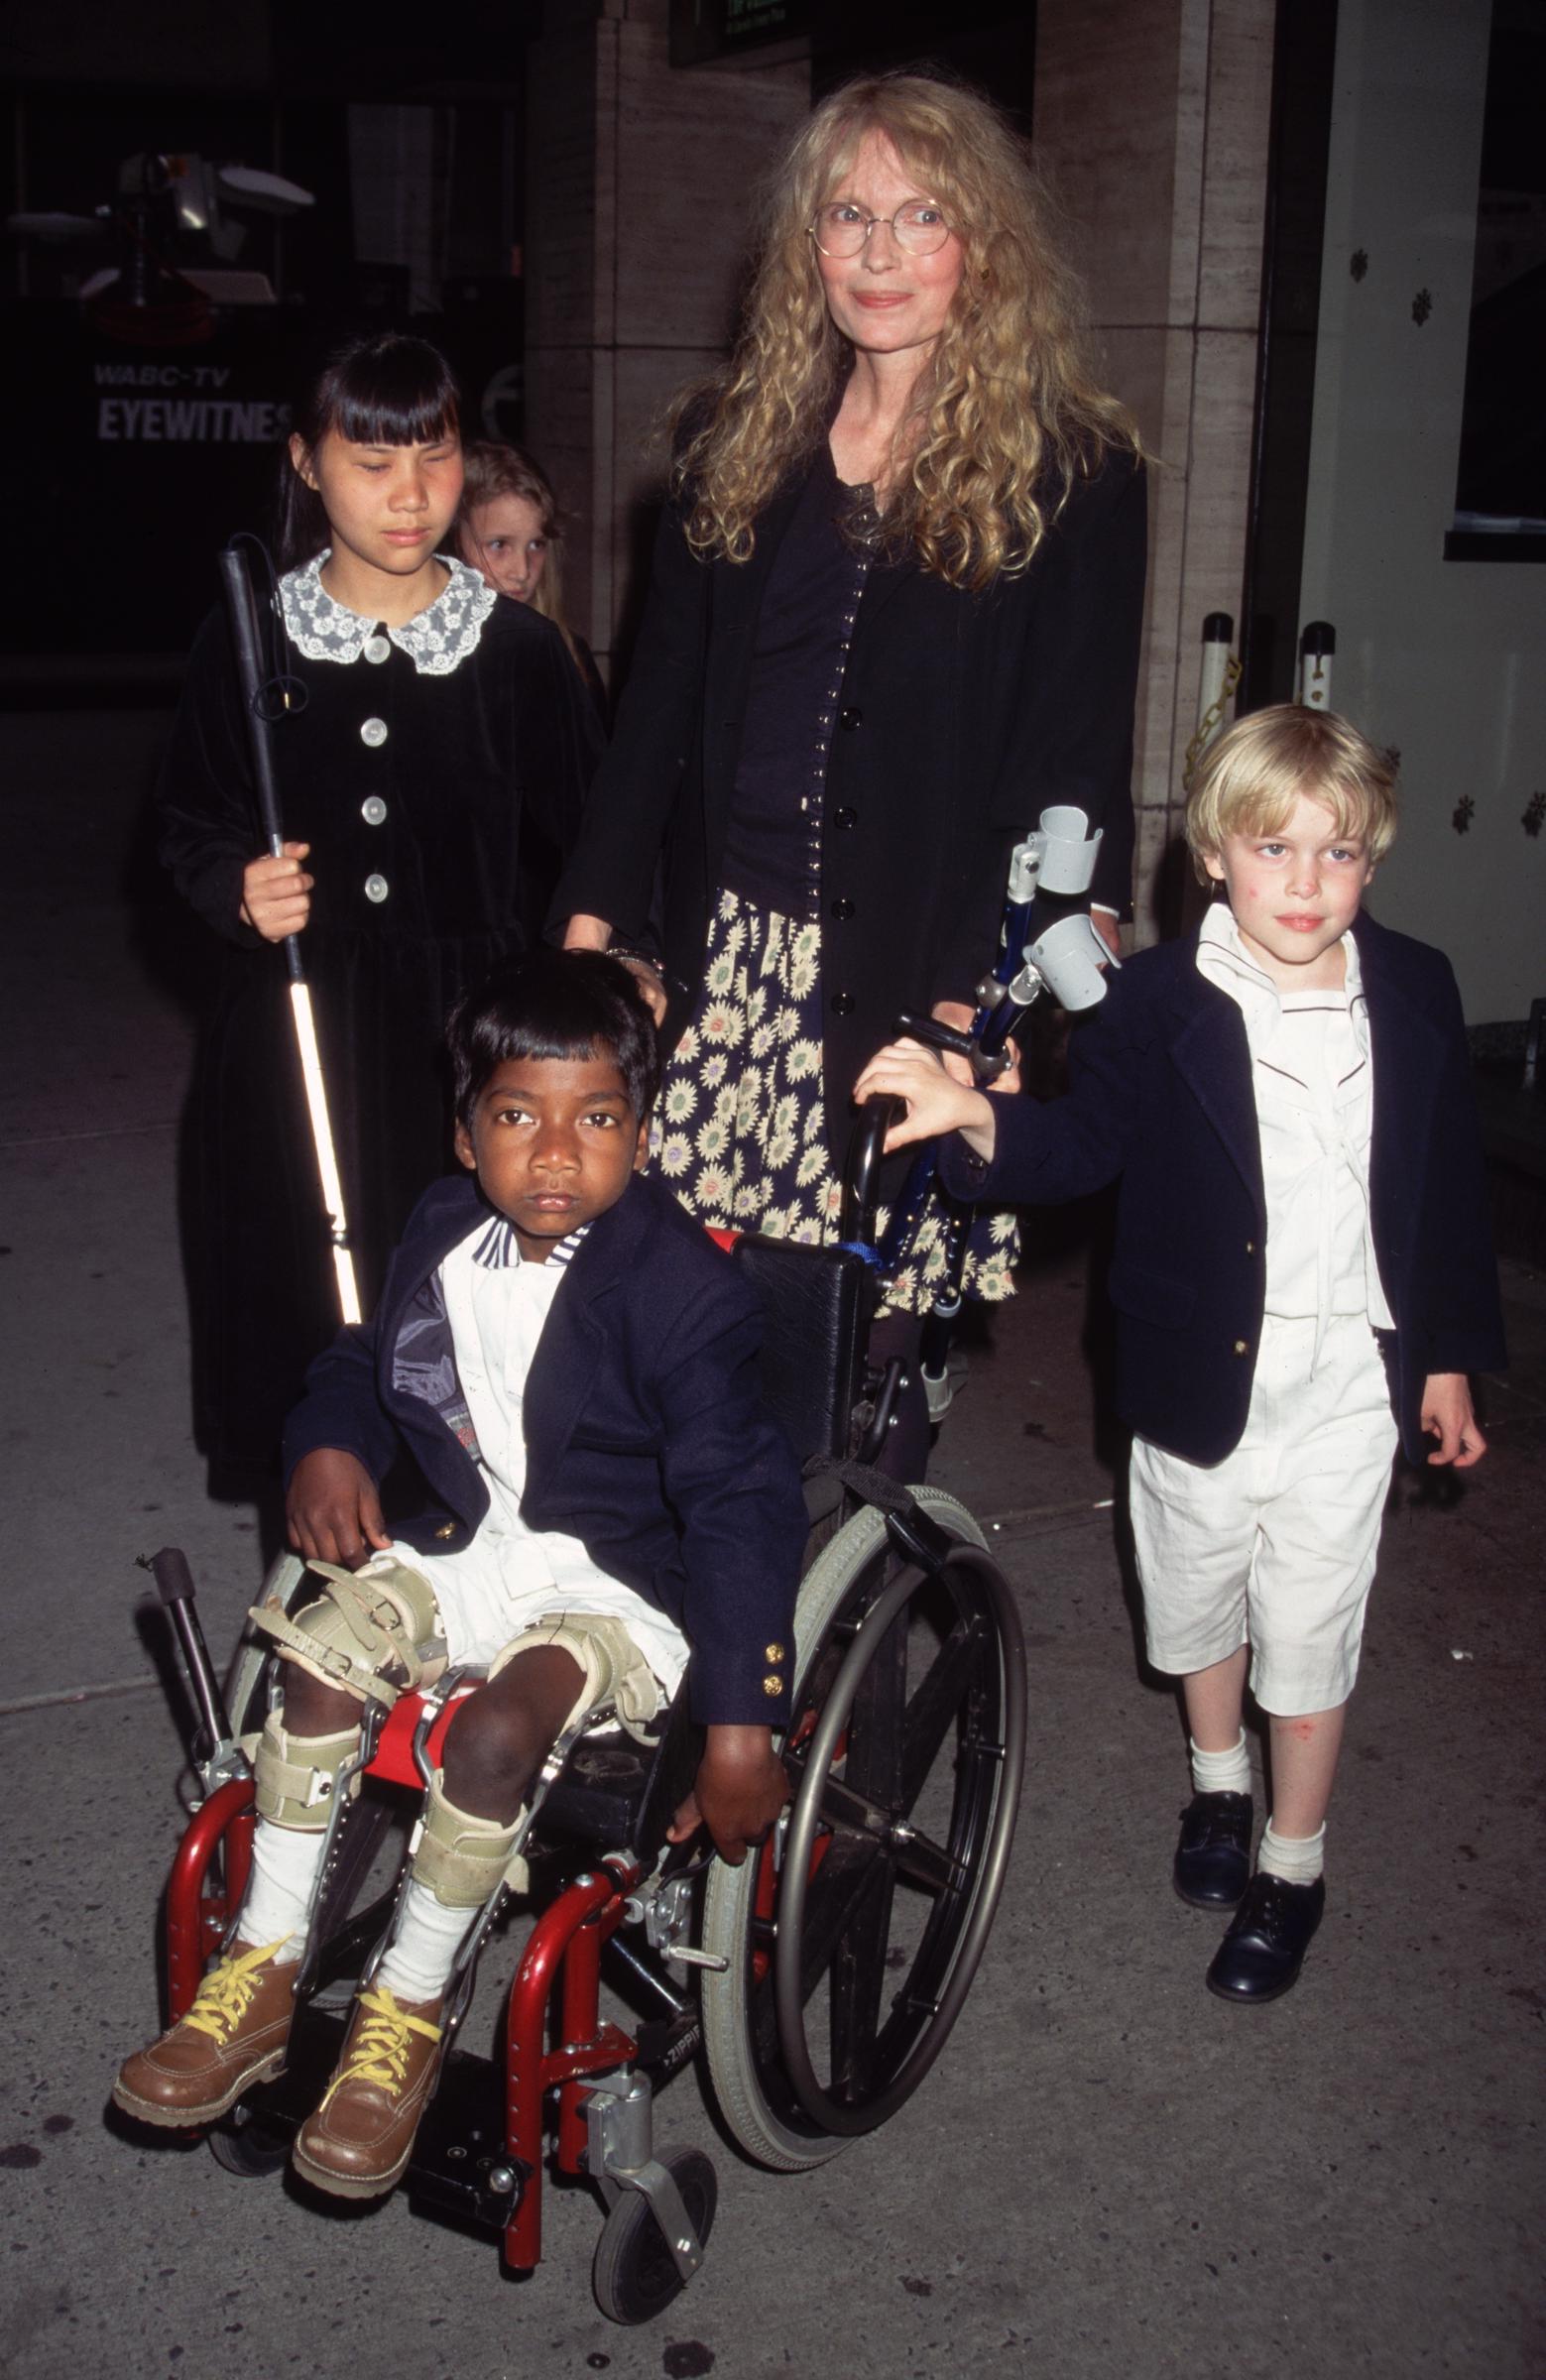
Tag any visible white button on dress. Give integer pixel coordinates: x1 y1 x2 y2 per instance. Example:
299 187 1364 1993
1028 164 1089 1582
364 635 391 664
361 795 388 825
364 874 390 903
360 717 389 748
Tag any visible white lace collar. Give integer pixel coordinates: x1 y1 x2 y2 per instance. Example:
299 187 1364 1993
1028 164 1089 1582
280 551 497 675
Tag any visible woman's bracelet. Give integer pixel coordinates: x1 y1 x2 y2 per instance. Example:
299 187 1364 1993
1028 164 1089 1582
606 942 665 980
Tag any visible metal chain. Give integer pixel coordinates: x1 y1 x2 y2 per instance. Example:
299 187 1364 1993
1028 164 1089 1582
1182 652 1243 791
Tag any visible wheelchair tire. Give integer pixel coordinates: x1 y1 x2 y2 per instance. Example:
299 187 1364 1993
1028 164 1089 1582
700 1488 1025 2171
208 2101 291 2179
591 2148 717 2325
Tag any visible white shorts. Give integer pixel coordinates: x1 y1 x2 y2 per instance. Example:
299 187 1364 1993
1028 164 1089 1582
385 1528 688 1717
1129 1313 1399 1716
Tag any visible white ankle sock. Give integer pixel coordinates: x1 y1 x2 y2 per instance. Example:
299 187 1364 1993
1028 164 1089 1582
1257 1819 1326 1885
1189 1730 1251 1798
375 1879 472 2005
238 1818 328 1962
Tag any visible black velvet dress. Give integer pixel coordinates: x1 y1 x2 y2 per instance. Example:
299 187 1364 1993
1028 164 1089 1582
158 553 602 1471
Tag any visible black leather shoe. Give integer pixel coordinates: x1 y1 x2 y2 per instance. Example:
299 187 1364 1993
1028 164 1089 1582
1173 1791 1253 1908
1206 1871 1325 2003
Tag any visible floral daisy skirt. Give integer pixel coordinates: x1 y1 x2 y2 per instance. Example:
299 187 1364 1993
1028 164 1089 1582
654 889 1017 1314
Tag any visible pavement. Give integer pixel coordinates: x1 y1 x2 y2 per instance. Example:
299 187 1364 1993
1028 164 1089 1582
2 708 1543 2380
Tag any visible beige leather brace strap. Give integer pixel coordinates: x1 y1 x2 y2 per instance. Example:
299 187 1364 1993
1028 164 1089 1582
410 1773 528 1907
252 1717 363 1832
248 1556 447 1710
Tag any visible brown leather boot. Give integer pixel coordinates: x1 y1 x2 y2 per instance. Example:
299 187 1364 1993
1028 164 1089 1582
113 1940 297 2127
291 1985 445 2200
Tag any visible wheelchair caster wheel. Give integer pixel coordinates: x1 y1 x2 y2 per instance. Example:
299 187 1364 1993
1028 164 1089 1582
208 2102 291 2179
591 2148 717 2325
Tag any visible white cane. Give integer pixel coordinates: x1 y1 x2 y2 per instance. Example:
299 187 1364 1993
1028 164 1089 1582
218 539 362 1327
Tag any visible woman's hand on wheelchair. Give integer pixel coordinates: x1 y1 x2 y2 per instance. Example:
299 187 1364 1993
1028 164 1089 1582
854 1038 999 1160
927 999 1022 1097
667 1725 789 1866
286 1446 393 1570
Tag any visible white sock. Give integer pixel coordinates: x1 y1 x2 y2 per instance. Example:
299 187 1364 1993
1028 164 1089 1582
1189 1730 1251 1798
238 1818 328 1963
1257 1819 1326 1885
375 1879 472 2006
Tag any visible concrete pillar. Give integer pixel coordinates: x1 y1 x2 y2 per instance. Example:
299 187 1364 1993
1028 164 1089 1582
1033 0 1276 941
525 0 809 678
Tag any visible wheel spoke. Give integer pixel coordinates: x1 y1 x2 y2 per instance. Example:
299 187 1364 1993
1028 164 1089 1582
842 1596 908 1810
810 1773 892 1838
793 1833 885 2007
891 1827 965 1894
899 1613 990 1807
827 1854 898 2097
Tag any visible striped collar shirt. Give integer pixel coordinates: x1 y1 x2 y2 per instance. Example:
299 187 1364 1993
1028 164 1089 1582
1197 904 1393 1357
468 1215 591 1271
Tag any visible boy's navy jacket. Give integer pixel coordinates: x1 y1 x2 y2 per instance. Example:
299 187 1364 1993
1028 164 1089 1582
281 1167 807 1726
941 910 1505 1466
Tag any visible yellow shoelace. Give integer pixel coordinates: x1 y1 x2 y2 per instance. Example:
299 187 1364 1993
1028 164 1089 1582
319 1987 442 2108
181 1939 291 2042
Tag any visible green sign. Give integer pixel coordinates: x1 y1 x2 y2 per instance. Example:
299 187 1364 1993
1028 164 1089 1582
669 0 813 67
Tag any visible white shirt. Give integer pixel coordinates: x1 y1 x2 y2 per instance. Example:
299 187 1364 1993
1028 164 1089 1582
433 1218 687 1692
1196 905 1393 1363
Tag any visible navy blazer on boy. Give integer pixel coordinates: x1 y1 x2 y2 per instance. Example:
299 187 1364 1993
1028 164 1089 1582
281 1167 807 1726
941 910 1505 1467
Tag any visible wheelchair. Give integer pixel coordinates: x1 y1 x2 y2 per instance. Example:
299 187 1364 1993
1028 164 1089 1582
138 1104 1027 2326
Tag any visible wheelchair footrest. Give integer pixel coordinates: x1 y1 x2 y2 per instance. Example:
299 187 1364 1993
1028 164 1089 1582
406 2052 529 2232
233 2004 528 2235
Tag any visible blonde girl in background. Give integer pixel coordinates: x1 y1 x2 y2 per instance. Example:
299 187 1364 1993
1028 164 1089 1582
458 440 607 718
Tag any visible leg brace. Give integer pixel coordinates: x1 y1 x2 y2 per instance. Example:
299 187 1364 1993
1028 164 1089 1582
253 1716 363 1831
249 1556 447 1711
408 1611 665 1908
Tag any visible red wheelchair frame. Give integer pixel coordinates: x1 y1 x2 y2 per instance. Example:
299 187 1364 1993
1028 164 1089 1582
164 1695 656 2276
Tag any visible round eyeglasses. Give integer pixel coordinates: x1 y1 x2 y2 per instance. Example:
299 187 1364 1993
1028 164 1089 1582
809 200 954 259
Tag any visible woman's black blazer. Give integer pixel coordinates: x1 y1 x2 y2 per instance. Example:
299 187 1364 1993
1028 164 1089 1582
552 446 1148 1133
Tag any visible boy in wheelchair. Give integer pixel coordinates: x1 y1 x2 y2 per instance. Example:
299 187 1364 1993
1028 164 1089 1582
115 949 804 2198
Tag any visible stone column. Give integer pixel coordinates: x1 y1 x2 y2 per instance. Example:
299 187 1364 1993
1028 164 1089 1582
1033 0 1276 941
525 0 809 679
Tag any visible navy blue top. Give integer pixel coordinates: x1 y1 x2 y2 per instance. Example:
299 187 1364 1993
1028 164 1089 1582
719 449 878 918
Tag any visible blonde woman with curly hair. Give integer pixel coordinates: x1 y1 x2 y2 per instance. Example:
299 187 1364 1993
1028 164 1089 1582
557 69 1147 1472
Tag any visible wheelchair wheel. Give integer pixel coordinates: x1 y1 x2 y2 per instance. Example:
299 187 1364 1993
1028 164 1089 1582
591 2148 718 2325
208 2100 291 2179
700 1488 1025 2172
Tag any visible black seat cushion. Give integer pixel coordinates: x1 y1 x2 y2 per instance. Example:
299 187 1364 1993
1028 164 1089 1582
732 1233 876 1461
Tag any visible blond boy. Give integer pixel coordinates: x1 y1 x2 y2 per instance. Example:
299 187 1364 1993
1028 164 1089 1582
858 707 1504 2001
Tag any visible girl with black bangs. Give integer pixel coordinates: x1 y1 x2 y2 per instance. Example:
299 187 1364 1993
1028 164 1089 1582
158 331 604 1481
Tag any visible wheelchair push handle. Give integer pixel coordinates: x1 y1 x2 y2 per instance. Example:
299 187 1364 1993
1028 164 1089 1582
146 1546 197 1607
892 1010 1015 1083
138 1546 234 1774
840 1094 904 1247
